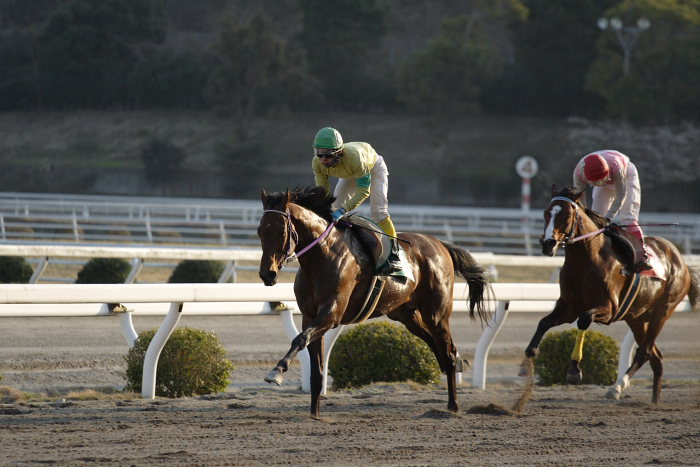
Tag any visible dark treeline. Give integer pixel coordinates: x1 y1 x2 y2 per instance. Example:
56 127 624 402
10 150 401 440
2 0 700 125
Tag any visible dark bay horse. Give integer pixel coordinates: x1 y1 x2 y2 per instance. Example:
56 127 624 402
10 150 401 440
524 185 698 403
258 186 492 418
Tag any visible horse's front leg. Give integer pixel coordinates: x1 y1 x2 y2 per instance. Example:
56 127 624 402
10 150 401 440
566 312 593 384
307 337 324 419
521 299 573 376
264 301 340 389
264 329 312 386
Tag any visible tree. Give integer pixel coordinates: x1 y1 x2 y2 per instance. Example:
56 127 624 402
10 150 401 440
585 0 700 123
37 0 166 108
396 3 521 116
205 13 318 124
499 0 618 117
298 0 387 109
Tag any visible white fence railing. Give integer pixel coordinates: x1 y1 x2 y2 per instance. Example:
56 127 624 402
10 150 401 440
0 282 691 398
2 192 699 254
1 244 698 286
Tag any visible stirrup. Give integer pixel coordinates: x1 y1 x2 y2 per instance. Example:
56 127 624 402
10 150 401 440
378 254 402 275
634 259 653 273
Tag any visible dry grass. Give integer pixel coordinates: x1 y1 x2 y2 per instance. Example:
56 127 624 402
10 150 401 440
64 389 139 401
0 386 28 404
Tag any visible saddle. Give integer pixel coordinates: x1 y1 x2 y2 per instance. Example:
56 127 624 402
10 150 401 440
344 214 413 281
604 226 663 280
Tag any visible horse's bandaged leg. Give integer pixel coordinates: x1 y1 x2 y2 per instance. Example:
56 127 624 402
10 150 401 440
571 329 586 362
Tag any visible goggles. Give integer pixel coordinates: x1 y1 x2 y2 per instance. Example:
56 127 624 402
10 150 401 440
315 149 341 159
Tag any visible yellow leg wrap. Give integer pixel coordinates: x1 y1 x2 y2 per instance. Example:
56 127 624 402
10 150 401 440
377 216 397 237
571 329 586 362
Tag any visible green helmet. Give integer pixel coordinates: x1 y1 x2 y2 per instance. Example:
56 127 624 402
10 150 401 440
313 127 343 149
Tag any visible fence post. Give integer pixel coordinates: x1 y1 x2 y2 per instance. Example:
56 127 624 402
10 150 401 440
472 300 510 389
142 302 183 399
29 256 49 284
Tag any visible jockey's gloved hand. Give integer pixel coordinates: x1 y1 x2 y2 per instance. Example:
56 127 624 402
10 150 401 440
331 207 347 222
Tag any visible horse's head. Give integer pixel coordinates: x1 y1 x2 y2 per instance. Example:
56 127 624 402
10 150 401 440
258 189 297 286
540 185 585 256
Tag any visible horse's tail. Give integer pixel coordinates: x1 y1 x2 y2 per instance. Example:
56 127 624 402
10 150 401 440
688 267 700 312
441 241 493 324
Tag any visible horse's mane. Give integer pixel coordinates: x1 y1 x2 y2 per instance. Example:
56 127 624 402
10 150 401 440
557 186 608 229
268 186 335 222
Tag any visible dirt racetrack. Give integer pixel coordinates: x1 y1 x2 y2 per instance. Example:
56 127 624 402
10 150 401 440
1 312 699 465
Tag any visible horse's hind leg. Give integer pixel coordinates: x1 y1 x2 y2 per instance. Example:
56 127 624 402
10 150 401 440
649 344 664 403
607 318 667 402
395 305 460 413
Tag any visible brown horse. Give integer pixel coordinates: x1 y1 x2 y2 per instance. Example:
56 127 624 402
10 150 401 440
524 185 698 403
258 186 491 418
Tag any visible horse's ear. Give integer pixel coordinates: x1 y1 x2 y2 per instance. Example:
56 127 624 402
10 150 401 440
550 184 559 197
261 189 269 206
573 189 585 201
284 188 291 205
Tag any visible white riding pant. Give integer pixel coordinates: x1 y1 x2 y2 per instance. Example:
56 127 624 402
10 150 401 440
591 163 643 240
332 155 390 223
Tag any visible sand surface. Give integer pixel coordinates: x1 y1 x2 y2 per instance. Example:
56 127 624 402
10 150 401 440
1 311 699 465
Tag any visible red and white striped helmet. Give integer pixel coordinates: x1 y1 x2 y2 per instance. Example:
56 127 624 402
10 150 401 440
583 154 610 182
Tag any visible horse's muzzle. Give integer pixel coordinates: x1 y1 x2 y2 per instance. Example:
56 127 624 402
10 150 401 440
541 238 557 257
259 270 278 286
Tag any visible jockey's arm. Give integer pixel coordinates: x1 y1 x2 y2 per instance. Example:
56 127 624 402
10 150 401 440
606 170 627 219
343 174 371 212
572 171 588 207
314 173 331 194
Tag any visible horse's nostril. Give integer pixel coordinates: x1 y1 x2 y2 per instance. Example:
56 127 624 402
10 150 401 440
259 270 278 285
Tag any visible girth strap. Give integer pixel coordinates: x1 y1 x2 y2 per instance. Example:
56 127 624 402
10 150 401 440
349 275 385 324
613 273 642 322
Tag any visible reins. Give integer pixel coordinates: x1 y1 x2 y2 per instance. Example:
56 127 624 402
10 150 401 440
262 209 337 265
550 196 680 244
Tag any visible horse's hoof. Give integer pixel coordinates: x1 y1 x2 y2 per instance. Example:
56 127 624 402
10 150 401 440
264 369 284 386
518 358 533 377
566 371 582 385
606 386 622 400
455 357 470 372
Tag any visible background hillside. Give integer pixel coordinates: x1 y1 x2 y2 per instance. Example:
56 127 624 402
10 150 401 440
2 111 698 211
1 0 699 211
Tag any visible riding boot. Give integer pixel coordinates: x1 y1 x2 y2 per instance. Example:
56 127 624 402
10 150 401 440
380 239 402 275
633 242 653 272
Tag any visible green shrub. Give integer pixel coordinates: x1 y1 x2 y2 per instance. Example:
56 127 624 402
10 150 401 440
534 329 619 386
168 260 224 283
329 321 441 389
0 256 33 283
76 257 131 283
124 327 234 398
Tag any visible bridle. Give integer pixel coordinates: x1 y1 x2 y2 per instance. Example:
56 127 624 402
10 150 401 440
549 196 586 245
261 208 337 267
262 209 298 266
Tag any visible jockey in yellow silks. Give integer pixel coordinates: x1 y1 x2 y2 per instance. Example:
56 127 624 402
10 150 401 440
311 127 401 274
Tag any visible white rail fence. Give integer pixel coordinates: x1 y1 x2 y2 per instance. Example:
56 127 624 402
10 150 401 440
0 282 691 399
2 192 699 254
1 243 698 286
